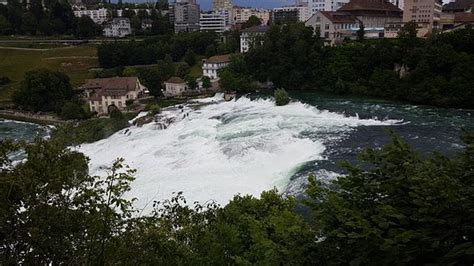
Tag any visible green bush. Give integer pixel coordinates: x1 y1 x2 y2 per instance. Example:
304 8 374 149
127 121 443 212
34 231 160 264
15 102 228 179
60 101 89 120
145 104 161 115
274 88 290 106
125 99 135 106
109 109 124 120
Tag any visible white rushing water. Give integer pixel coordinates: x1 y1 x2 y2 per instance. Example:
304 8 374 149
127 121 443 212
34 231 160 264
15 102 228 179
79 95 402 211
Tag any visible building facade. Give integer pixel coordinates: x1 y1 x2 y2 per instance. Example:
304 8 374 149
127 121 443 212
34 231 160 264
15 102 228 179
163 77 187 97
272 5 311 22
73 8 108 24
171 0 201 33
306 11 359 44
233 7 271 25
202 54 232 80
212 0 233 10
403 0 443 34
81 77 147 115
338 0 403 29
306 0 351 13
103 18 131 37
240 25 268 52
271 9 299 24
200 12 227 32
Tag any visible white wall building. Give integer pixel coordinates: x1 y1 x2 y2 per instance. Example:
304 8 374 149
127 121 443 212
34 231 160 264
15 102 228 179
305 11 359 45
81 77 147 115
200 12 227 32
103 18 131 38
240 25 268 53
299 0 351 15
163 77 187 97
202 54 232 80
233 7 271 25
73 8 108 24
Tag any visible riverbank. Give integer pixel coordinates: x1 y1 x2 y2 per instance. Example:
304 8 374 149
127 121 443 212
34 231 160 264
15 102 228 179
0 110 64 126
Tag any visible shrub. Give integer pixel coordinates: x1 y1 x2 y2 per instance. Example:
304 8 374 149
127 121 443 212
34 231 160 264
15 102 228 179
109 109 124 120
60 101 89 120
274 88 290 106
125 99 135 106
146 104 161 115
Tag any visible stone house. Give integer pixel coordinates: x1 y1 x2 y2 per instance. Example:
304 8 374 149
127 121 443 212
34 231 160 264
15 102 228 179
81 77 147 115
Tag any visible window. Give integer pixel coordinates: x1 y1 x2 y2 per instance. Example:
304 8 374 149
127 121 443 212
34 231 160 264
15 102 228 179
325 23 329 29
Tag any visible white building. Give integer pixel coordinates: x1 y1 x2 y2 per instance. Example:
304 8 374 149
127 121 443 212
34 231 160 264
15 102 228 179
200 12 227 32
163 77 187 97
103 18 131 38
81 77 147 115
73 8 108 24
240 25 268 53
233 6 271 25
298 0 351 15
273 5 311 22
305 11 359 45
202 54 232 80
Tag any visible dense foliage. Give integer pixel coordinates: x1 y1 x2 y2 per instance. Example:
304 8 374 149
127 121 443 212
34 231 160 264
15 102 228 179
0 0 75 36
1 131 472 264
13 69 74 113
235 24 474 108
307 131 474 264
97 32 219 68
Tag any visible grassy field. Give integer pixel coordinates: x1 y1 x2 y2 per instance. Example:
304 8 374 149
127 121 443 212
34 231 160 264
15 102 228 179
0 44 98 104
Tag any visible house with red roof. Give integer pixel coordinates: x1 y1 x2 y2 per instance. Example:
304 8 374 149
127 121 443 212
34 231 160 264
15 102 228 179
80 77 147 115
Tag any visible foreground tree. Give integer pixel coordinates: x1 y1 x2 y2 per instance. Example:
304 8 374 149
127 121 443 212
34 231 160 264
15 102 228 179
307 131 474 264
13 69 73 113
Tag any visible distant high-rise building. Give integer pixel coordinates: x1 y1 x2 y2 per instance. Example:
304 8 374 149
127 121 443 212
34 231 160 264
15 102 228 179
233 6 270 25
170 0 200 33
212 0 233 11
200 12 227 32
403 0 442 33
272 5 311 22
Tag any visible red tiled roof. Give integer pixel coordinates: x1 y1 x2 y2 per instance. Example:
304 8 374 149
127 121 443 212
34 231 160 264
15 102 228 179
165 76 185 84
320 11 359 23
339 0 402 12
205 54 232 64
454 12 474 23
82 77 140 99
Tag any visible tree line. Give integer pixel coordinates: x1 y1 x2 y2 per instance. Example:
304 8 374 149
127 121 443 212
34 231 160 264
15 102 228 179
0 0 172 38
222 23 474 109
0 131 472 264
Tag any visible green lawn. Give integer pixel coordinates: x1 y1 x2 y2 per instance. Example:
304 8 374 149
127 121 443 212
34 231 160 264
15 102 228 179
0 44 98 103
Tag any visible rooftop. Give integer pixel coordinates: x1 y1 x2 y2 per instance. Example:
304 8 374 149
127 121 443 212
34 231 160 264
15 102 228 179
454 12 474 23
241 25 269 33
320 11 359 23
165 77 186 84
205 54 232 64
443 0 474 12
339 0 402 13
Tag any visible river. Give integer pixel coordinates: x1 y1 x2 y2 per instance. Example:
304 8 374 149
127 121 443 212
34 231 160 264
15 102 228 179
1 92 472 210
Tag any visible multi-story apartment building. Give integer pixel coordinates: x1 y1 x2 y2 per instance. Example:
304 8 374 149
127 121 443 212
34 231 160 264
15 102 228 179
212 0 233 10
240 25 268 52
103 18 131 38
272 5 312 22
271 9 299 24
403 0 443 33
170 0 201 33
73 8 108 24
200 12 227 32
298 0 351 14
233 7 271 25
